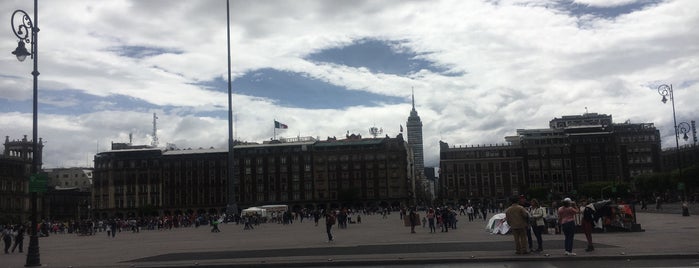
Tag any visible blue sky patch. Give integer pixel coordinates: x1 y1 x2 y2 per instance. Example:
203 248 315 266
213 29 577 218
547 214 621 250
306 39 448 76
0 89 163 115
557 0 661 19
109 45 184 59
199 68 406 109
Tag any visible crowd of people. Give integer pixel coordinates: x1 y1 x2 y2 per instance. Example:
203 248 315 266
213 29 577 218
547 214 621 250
503 195 602 256
2 197 682 259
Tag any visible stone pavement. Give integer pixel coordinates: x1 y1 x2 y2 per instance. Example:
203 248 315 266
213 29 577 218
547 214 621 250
1 203 698 268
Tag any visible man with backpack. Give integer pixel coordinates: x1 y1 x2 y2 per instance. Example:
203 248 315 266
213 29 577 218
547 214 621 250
581 199 596 252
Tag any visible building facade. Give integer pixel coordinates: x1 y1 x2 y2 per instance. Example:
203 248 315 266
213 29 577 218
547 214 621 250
0 135 43 223
439 142 524 204
92 134 415 218
41 168 94 221
439 113 661 203
46 167 93 191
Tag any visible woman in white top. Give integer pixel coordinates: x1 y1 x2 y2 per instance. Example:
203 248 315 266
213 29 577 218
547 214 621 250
529 199 545 252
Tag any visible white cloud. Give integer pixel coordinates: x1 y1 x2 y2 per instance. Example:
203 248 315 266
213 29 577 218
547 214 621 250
1 0 698 169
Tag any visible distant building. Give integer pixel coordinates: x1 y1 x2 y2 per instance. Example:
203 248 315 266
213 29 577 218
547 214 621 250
439 113 661 204
665 145 699 170
45 167 93 191
92 134 415 218
439 141 523 204
43 167 93 220
0 135 43 223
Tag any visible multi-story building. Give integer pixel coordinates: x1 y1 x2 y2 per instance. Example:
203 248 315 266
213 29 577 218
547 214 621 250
0 135 43 223
313 133 414 209
92 134 415 218
439 142 524 204
46 167 93 191
439 113 661 203
41 168 94 221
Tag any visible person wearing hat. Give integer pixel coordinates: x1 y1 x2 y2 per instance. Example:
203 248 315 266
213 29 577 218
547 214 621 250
558 197 579 256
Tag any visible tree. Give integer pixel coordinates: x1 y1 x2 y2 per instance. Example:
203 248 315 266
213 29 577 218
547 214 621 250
525 187 549 201
579 181 631 200
338 187 361 206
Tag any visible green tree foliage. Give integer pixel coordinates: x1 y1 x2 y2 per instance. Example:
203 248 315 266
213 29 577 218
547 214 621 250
578 181 631 200
525 187 549 201
632 162 699 197
338 187 361 203
680 164 699 190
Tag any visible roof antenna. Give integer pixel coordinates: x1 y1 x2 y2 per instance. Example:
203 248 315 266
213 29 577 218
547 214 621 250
152 113 159 147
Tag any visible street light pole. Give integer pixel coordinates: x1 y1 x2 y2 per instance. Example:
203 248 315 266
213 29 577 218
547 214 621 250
10 0 41 266
657 84 690 201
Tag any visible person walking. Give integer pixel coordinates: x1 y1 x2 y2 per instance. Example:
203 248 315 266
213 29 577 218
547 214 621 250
2 225 12 254
558 198 579 256
529 199 545 252
440 208 450 232
426 208 436 233
466 205 474 222
505 196 530 255
211 217 221 233
581 200 596 251
313 210 321 227
11 224 24 253
110 219 117 238
325 211 336 242
409 209 419 234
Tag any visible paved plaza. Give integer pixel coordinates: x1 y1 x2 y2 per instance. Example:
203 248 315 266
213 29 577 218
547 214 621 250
1 203 699 268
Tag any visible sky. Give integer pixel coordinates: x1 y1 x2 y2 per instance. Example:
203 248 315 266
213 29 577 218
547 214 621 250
1 0 698 169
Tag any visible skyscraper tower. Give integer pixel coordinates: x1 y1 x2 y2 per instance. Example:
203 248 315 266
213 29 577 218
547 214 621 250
406 90 424 177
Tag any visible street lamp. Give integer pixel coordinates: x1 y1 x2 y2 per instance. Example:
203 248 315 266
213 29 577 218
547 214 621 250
657 84 690 200
10 1 41 266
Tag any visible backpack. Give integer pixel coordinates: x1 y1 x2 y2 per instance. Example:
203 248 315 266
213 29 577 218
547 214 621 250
583 207 595 221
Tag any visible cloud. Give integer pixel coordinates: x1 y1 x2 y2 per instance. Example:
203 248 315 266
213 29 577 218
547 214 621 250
0 0 698 169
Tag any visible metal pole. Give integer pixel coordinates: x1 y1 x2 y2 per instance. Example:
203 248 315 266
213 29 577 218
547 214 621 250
26 0 41 266
668 85 682 184
661 84 685 201
226 0 238 219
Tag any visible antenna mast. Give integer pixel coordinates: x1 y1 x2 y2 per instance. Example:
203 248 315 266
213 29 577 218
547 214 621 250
152 113 159 147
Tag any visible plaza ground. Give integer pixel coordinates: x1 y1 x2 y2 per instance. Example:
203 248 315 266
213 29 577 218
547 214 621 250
1 203 698 268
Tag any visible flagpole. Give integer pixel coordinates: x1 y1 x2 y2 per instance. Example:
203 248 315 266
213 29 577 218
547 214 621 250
225 0 238 219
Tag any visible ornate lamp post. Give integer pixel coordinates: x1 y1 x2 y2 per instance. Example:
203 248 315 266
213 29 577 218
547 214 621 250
658 84 690 200
10 0 41 266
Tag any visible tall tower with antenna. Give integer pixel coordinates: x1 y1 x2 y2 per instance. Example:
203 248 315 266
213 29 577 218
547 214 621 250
406 88 424 177
151 113 159 147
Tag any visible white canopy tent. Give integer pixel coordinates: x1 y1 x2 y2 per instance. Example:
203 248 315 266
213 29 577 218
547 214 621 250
485 213 510 234
241 207 267 218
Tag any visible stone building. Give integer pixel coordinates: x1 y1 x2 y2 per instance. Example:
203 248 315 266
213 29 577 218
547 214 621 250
439 113 661 204
92 134 415 218
0 135 43 223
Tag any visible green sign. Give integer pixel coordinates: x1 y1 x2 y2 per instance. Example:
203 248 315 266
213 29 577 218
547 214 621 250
678 182 685 191
29 173 48 193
